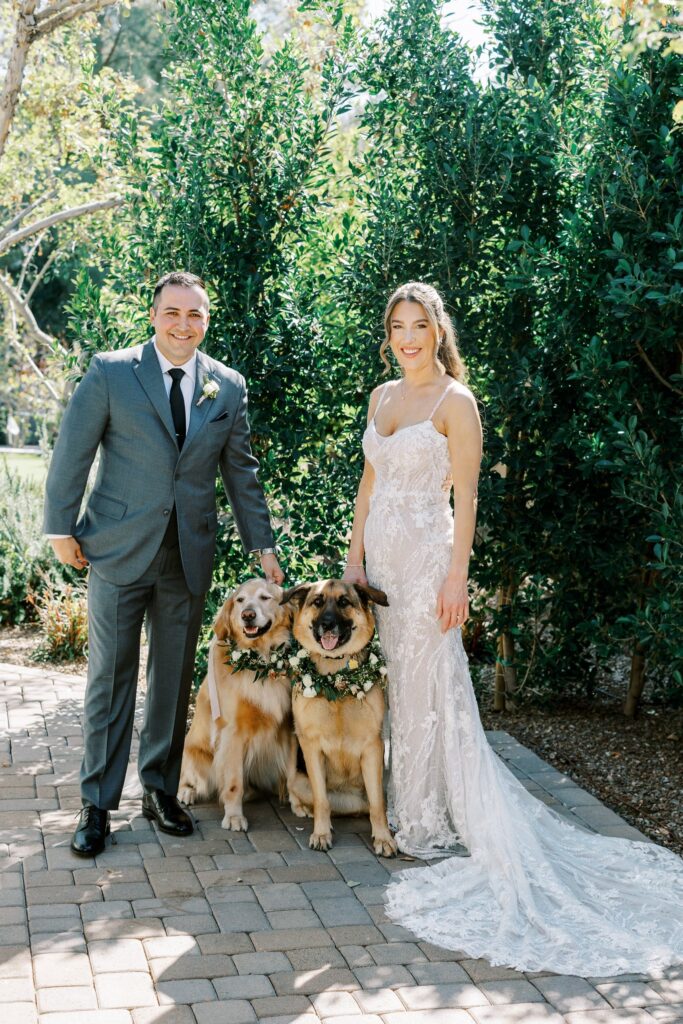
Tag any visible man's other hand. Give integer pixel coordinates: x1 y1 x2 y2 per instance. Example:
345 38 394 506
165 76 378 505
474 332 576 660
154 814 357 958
50 537 89 570
261 552 284 585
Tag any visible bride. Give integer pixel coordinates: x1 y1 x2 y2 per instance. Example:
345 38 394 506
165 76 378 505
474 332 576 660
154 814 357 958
342 280 683 975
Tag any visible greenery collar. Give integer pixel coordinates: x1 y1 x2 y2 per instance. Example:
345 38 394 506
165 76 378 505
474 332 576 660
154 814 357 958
288 637 387 701
219 639 291 682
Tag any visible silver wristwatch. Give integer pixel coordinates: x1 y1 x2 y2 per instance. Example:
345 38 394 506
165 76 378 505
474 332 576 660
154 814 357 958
252 547 277 557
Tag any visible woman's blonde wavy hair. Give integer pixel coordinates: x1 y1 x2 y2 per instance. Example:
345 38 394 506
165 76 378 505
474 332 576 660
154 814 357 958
380 281 467 382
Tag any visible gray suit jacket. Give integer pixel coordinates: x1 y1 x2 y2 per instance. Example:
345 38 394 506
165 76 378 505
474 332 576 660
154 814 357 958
43 340 274 594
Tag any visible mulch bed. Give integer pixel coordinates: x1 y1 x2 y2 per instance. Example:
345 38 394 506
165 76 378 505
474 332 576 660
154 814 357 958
2 624 681 856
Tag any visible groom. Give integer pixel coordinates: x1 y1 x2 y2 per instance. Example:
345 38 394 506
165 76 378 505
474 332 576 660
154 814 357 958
44 271 283 855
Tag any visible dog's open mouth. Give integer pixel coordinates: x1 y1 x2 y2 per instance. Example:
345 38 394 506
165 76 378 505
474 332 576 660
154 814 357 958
315 624 352 652
241 620 272 639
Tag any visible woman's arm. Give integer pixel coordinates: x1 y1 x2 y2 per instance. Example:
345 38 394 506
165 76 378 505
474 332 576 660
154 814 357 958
342 387 382 586
435 387 482 632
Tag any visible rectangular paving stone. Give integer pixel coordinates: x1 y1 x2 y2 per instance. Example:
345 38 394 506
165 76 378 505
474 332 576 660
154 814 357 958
156 979 217 1004
353 987 404 1013
270 968 360 995
88 939 148 973
479 979 548 1004
84 918 165 940
0 976 35 1001
327 926 384 946
286 947 346 971
267 909 321 930
251 928 333 952
461 958 524 981
36 1012 132 1024
312 899 372 927
470 1005 566 1023
142 936 199 959
563 1012 656 1024
213 974 273 998
132 1009 196 1024
268 863 341 883
36 985 97 1012
165 914 219 936
384 1011 474 1024
0 945 31 978
30 932 86 954
27 885 101 906
369 942 427 966
311 990 363 1015
250 995 312 1018
595 982 665 1008
33 952 92 987
192 1000 256 1023
341 945 373 968
149 874 202 898
398 983 490 1009
150 954 235 981
0 1003 35 1024
196 933 254 956
95 972 157 1008
353 964 415 989
233 951 290 974
213 901 269 933
533 975 611 1012
410 961 470 984
252 884 310 911
653 978 683 1002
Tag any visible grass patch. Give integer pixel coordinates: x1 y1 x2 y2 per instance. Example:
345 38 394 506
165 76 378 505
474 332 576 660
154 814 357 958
0 452 46 483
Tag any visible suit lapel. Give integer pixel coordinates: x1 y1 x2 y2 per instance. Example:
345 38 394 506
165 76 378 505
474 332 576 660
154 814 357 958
183 351 215 452
133 340 177 446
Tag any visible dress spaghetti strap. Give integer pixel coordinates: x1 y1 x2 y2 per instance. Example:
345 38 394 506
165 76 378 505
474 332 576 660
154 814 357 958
428 380 455 420
372 382 392 420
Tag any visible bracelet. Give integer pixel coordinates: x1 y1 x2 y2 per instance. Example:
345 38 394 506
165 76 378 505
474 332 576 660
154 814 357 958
345 562 364 568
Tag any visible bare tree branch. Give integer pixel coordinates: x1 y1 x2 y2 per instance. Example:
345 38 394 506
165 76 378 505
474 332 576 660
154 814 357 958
0 273 55 349
25 247 60 302
0 195 122 255
35 0 120 39
0 189 58 243
635 337 683 398
0 1 38 162
0 0 119 161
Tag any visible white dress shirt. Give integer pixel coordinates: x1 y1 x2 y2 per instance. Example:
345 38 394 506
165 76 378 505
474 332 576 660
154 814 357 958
46 341 198 539
153 339 197 429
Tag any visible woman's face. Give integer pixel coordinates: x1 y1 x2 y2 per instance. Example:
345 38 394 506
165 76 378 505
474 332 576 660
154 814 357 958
389 300 438 373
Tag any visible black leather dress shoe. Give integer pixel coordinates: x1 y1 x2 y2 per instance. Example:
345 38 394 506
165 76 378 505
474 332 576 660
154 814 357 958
71 804 110 856
142 789 194 836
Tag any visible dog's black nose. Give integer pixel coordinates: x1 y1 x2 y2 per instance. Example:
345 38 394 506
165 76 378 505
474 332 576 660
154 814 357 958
242 609 256 622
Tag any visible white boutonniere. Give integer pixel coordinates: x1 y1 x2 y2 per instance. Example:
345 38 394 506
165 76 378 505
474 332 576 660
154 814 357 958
197 376 220 406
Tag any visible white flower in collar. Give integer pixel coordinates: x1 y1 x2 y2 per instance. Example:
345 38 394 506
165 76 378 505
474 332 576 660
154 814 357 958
197 376 220 406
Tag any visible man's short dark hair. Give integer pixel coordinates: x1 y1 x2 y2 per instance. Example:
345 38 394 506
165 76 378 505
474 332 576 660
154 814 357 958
152 271 209 310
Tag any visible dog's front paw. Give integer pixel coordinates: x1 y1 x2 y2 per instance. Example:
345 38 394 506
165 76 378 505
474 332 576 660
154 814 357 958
373 833 398 858
289 795 311 819
309 830 333 851
222 813 248 831
178 784 196 806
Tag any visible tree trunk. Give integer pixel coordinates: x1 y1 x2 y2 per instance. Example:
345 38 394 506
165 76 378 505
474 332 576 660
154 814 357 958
493 581 517 711
0 1 37 162
624 641 646 717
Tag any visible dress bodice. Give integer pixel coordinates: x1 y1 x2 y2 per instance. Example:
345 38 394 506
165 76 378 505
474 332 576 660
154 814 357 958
362 417 453 507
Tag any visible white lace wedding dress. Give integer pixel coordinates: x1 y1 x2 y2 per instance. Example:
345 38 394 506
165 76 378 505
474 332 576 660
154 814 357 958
362 383 683 975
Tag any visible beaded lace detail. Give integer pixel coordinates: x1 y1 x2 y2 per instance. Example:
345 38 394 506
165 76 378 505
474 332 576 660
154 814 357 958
362 387 683 975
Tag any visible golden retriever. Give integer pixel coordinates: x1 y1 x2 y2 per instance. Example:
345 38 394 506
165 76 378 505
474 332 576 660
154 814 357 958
281 579 397 857
178 578 295 830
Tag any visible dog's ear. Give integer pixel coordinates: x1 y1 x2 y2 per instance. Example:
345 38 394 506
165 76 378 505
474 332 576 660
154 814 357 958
280 584 311 608
213 596 234 640
353 583 389 608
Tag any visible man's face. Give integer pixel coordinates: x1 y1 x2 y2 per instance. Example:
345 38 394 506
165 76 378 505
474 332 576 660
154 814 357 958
150 283 210 365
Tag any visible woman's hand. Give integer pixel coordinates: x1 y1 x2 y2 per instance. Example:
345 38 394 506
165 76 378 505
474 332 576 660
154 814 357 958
436 572 469 633
342 564 368 586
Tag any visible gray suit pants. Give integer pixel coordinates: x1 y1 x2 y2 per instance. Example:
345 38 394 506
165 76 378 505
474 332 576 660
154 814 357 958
81 526 205 809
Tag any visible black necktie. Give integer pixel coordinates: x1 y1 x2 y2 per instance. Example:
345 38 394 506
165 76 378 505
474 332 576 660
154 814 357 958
168 368 186 450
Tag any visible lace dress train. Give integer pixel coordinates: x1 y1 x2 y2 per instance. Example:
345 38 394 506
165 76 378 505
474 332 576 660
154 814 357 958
362 384 683 976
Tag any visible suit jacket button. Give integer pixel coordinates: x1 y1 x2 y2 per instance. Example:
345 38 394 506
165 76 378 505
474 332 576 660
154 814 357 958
163 509 170 516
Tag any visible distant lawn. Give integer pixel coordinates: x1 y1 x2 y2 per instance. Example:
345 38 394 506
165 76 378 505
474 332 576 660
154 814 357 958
0 451 47 484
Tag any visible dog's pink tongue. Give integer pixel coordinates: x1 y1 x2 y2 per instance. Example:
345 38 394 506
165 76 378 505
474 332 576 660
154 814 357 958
321 632 339 651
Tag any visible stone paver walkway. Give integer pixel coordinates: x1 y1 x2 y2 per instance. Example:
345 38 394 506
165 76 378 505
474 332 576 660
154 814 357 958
1 662 682 1024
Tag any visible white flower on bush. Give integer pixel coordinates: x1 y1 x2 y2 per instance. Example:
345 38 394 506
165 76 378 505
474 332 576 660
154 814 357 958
363 680 374 692
288 655 301 667
302 674 313 687
297 649 307 659
231 649 244 662
302 685 317 698
379 666 388 676
355 691 365 700
369 653 379 666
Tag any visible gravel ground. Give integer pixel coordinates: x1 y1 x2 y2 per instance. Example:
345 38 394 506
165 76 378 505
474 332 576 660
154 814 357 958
3 623 681 856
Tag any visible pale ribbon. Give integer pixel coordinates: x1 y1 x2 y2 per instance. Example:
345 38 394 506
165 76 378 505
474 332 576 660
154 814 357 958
207 635 223 721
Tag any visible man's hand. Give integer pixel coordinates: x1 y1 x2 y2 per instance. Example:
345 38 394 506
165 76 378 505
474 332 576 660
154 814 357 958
261 552 284 585
50 537 89 571
342 564 368 586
